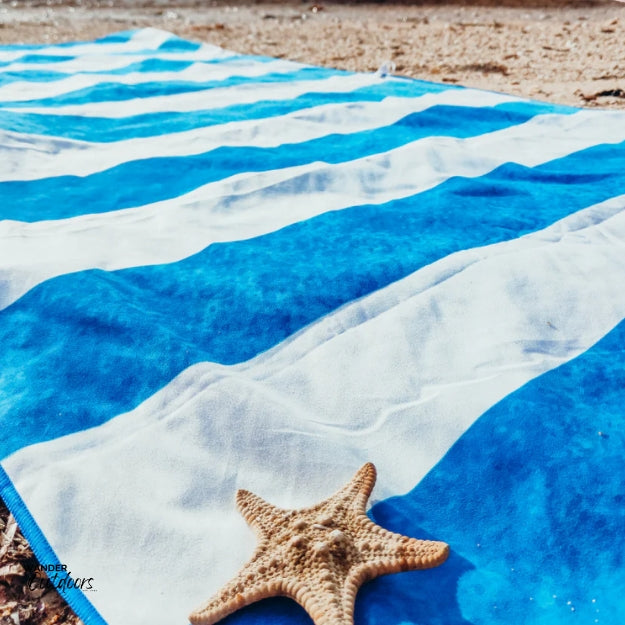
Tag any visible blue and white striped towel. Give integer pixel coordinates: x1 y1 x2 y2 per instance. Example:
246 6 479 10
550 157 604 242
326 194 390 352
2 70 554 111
1 28 623 625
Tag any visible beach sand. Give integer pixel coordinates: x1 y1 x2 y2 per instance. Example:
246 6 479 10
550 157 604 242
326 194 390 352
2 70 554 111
0 0 624 108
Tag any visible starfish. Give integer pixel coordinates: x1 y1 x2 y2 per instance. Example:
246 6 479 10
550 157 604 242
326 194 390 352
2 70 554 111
189 462 449 625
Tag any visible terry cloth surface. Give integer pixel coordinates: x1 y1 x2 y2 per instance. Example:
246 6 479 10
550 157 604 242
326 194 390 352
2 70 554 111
1 27 624 625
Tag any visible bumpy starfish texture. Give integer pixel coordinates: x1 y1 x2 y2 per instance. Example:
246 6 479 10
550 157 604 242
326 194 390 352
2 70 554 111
189 462 449 625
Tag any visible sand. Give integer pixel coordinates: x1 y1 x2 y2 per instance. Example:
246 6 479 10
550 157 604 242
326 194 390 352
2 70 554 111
0 1 624 108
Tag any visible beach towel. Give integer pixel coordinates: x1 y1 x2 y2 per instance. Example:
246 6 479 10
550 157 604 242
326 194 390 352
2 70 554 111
1 27 624 625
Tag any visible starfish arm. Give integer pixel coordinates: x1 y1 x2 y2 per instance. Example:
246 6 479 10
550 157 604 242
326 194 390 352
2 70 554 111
331 462 377 514
236 488 285 538
342 564 377 618
339 537 448 625
188 557 282 625
398 536 449 569
356 516 449 572
285 572 358 625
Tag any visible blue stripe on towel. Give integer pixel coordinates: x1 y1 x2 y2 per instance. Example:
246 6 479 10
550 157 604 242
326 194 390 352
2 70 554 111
0 59 230 85
0 55 77 69
368 315 625 625
1 66 344 108
0 102 554 221
0 78 466 140
1 140 623 459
